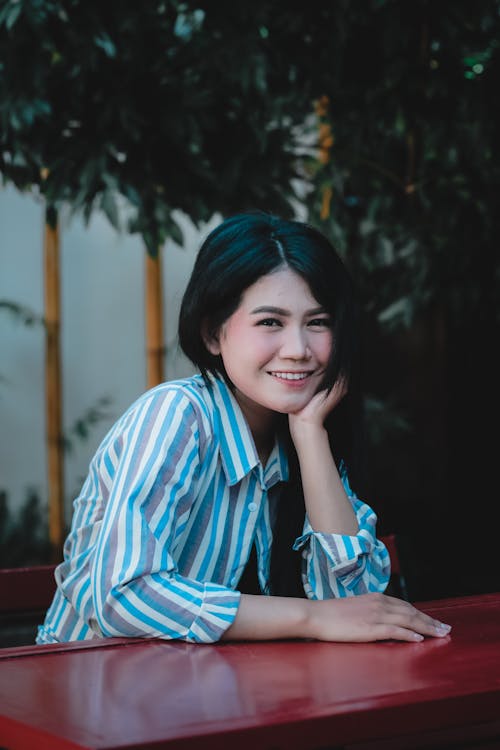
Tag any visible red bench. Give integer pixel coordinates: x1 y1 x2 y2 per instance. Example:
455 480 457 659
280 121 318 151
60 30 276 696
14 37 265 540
0 564 57 647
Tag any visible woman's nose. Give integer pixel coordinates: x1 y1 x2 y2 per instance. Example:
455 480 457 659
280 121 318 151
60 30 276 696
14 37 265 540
280 327 311 359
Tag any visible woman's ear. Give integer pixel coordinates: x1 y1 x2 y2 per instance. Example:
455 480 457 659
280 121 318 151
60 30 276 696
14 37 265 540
201 319 221 355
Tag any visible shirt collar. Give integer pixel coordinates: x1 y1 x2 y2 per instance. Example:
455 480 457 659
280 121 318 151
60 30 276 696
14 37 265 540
263 438 289 488
207 375 288 487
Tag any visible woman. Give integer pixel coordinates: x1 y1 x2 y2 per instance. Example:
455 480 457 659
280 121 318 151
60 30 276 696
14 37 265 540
37 212 451 645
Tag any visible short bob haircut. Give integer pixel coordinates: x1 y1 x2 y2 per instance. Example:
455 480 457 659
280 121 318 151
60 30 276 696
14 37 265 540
179 210 360 394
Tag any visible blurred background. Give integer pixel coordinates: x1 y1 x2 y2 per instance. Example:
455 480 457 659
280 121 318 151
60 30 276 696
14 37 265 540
1 0 499 602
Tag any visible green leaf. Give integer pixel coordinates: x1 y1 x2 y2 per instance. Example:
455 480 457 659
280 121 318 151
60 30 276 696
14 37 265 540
166 216 184 246
100 189 120 229
4 2 22 31
94 33 117 58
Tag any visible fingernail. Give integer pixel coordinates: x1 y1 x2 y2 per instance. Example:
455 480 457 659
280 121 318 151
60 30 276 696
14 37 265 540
435 623 451 635
412 633 424 641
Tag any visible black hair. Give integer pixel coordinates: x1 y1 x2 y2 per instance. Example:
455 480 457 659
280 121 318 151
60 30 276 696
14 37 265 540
179 211 364 596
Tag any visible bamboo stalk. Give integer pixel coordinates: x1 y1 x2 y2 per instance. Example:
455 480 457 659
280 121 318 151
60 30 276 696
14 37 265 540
145 249 165 388
315 96 334 219
43 209 65 561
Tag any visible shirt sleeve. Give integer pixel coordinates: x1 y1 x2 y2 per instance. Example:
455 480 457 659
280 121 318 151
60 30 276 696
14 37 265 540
292 466 391 599
87 388 240 643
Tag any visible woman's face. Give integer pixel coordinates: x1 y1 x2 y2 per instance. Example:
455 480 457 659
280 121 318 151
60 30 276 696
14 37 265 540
205 267 333 434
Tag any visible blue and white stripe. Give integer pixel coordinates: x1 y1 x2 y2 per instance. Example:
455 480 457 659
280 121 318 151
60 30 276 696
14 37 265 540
37 374 389 645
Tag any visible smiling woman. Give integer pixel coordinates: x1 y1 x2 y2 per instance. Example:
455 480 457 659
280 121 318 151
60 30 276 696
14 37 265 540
35 211 451 647
203 268 333 438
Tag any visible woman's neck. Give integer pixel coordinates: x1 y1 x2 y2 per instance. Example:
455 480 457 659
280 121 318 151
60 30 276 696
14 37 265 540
233 389 278 466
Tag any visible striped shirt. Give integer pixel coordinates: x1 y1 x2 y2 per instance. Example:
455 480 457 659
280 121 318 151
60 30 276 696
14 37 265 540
37 374 390 645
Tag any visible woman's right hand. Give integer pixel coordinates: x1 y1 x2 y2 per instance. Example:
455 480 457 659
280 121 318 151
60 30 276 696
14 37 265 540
305 592 451 643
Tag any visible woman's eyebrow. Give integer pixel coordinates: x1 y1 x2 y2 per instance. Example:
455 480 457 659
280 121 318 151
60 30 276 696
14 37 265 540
250 306 327 316
251 305 290 315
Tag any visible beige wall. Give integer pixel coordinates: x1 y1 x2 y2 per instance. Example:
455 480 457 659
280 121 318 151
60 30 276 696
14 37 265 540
0 184 219 521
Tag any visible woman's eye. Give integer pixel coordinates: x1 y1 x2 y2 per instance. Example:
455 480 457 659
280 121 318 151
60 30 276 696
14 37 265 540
308 318 331 328
257 318 282 327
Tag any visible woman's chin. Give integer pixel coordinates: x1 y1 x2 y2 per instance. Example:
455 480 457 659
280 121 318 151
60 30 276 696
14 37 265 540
270 395 313 415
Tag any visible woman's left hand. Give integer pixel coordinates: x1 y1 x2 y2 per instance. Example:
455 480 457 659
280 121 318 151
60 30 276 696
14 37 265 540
288 377 347 437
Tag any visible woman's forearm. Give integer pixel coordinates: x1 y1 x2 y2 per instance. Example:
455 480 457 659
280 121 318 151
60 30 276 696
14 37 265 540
294 425 358 535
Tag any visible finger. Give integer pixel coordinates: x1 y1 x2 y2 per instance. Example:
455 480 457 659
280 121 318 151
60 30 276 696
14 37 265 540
332 376 348 397
370 624 428 643
410 615 451 638
388 598 451 628
328 379 348 402
318 386 343 410
384 603 452 638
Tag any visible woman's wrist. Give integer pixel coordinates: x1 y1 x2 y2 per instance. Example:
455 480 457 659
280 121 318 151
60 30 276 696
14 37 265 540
290 421 329 453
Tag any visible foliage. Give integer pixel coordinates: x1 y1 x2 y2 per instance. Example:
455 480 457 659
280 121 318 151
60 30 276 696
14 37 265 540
302 0 500 333
0 0 343 253
1 0 498 312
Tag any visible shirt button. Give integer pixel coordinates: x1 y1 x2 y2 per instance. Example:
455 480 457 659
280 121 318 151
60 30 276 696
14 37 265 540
248 502 257 512
230 577 237 586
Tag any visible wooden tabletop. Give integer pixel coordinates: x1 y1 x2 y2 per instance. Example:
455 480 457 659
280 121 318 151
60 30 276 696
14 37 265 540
1 592 500 750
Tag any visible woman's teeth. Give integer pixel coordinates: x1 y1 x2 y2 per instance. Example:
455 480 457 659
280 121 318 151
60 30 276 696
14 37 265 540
270 372 309 381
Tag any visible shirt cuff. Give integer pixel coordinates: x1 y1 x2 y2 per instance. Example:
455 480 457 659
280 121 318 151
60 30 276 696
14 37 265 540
186 583 241 643
294 519 371 561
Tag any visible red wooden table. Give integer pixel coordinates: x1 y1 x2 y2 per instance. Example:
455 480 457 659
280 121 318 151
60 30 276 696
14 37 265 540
1 593 500 750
